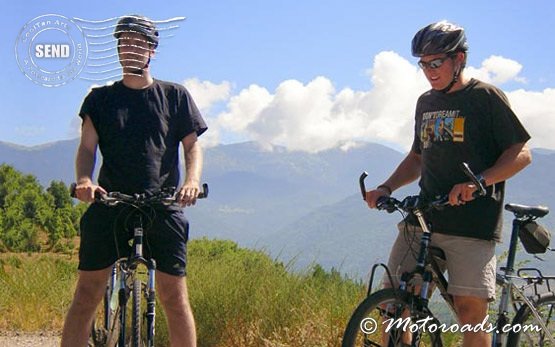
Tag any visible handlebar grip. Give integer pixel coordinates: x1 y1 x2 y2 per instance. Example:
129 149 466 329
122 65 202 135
69 183 77 198
359 172 368 200
197 183 209 199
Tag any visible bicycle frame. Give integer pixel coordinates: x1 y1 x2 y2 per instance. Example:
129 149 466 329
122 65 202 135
110 212 157 347
366 214 555 346
493 216 555 346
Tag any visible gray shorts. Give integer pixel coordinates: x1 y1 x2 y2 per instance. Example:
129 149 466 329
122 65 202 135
382 221 497 301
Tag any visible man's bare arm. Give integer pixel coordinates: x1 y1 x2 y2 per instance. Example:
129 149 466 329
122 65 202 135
178 132 203 206
74 116 106 202
366 150 422 208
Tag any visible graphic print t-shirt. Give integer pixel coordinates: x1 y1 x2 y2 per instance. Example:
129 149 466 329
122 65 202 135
79 79 208 194
411 79 530 241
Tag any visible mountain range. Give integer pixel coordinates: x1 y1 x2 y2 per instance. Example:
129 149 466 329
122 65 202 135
1 139 554 278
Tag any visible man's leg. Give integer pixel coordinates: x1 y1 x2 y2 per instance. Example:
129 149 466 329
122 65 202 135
434 233 496 347
60 268 111 347
381 221 426 345
157 271 196 347
454 295 491 347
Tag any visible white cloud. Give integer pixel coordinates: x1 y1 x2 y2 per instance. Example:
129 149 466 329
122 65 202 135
182 78 232 112
188 53 553 152
508 88 555 149
218 84 273 132
466 55 525 84
209 51 428 152
180 78 233 148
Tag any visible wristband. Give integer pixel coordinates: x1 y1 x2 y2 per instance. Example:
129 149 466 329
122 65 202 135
475 174 487 188
377 184 392 195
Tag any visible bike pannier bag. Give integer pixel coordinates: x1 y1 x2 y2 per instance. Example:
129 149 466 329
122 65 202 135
518 221 551 254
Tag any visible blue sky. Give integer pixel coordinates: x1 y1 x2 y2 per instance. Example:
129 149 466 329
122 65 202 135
3 1 554 151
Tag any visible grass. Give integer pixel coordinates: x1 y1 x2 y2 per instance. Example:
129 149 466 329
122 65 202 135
0 253 77 331
188 239 364 346
0 238 366 347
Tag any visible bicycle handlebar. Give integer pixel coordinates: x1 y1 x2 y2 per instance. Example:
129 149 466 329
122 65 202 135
360 162 486 213
375 195 450 214
69 183 209 206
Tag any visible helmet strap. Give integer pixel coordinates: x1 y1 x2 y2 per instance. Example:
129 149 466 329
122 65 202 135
439 55 460 93
126 53 151 76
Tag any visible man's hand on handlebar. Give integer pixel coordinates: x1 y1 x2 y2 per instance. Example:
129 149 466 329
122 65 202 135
448 182 479 206
74 179 107 203
365 187 391 209
177 182 200 207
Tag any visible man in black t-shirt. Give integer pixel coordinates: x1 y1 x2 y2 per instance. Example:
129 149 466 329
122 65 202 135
61 15 207 347
365 21 531 346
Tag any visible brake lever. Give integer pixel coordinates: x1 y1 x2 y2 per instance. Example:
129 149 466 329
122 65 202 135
376 196 397 213
460 162 486 197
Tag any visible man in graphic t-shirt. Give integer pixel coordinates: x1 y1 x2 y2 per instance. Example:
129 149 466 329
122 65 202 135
61 15 207 347
364 21 531 346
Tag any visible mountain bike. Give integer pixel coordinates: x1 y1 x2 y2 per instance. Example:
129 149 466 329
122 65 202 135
341 163 554 346
71 183 208 347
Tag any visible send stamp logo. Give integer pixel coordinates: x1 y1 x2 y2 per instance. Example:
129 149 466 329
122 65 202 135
15 14 87 87
15 14 185 87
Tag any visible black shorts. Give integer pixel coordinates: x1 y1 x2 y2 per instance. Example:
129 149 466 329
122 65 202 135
78 203 189 276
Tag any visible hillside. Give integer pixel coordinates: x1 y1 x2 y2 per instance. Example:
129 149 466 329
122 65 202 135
1 139 554 277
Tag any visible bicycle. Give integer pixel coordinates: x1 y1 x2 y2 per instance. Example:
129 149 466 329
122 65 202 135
341 163 554 347
71 183 208 347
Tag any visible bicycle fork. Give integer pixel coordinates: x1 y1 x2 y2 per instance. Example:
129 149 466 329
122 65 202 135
398 209 442 347
118 265 129 347
146 259 156 347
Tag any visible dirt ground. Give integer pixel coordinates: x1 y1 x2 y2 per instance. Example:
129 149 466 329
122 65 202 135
0 332 60 347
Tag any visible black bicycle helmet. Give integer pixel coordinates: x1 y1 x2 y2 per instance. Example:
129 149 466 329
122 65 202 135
114 15 159 49
411 20 467 57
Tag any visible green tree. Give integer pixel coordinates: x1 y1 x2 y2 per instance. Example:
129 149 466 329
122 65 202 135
47 180 72 209
0 165 80 252
0 164 23 208
44 207 78 248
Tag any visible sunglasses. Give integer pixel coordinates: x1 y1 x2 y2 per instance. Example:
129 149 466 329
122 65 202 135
418 56 451 70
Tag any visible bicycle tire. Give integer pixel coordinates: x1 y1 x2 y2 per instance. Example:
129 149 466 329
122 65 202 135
89 284 120 347
341 288 444 347
132 277 143 347
507 292 555 347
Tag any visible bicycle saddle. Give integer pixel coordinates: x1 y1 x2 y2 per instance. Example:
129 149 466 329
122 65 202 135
505 203 549 218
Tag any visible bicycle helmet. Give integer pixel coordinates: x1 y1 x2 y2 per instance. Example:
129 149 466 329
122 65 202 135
114 15 159 49
411 20 467 57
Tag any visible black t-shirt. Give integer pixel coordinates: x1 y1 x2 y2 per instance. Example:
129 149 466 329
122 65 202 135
79 79 207 194
411 78 530 241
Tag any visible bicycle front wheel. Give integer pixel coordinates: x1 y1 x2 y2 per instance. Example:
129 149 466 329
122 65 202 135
341 288 444 347
507 292 555 347
132 277 143 347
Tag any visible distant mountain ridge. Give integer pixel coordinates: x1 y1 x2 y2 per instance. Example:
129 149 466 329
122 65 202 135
1 139 554 277
0 139 79 185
